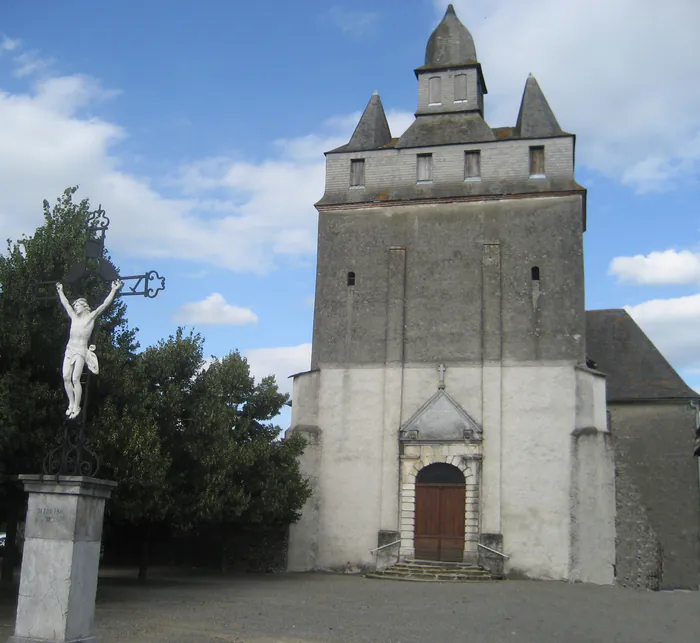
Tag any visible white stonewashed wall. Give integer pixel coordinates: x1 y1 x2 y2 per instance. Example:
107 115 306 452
325 136 574 193
287 362 615 584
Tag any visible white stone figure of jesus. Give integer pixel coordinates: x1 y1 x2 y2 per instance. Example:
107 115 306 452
56 280 122 419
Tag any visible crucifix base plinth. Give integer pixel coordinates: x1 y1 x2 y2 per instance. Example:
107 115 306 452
8 475 117 643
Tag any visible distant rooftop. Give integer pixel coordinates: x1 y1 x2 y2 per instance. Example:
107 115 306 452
586 309 698 401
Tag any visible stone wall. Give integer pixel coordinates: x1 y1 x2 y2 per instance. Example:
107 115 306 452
611 402 700 589
416 67 480 114
323 135 575 199
614 449 662 590
103 524 289 574
311 197 586 369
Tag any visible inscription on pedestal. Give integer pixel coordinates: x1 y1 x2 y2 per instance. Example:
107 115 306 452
25 498 75 542
37 507 64 522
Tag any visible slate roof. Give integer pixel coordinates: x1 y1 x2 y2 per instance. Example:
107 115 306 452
586 309 698 401
514 75 563 139
419 4 477 70
342 92 393 153
395 112 495 148
316 177 584 207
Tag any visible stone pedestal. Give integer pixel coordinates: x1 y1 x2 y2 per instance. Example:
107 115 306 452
8 475 117 643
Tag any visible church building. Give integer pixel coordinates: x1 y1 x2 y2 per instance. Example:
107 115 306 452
287 4 618 583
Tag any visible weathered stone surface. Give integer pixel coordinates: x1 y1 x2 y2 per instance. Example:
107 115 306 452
611 404 699 590
10 476 116 643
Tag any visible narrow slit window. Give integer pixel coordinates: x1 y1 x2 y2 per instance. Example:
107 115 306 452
531 266 540 281
529 146 545 176
347 271 356 286
465 150 481 179
350 159 365 187
417 154 433 182
454 74 468 102
429 76 442 105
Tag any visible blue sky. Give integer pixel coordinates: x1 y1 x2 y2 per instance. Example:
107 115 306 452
1 0 700 424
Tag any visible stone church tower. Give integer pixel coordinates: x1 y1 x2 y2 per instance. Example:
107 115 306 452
287 5 615 583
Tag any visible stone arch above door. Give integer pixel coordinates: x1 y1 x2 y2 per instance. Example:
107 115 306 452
399 445 481 561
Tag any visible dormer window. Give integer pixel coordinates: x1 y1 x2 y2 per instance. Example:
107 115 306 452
529 146 545 177
454 74 468 102
350 159 365 187
417 154 433 183
429 76 442 105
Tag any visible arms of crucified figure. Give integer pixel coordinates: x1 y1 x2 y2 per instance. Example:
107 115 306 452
89 280 123 320
56 283 75 319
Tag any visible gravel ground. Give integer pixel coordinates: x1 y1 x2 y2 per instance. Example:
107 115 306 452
1 568 699 643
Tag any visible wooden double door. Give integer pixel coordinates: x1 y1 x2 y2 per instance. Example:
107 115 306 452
414 463 465 562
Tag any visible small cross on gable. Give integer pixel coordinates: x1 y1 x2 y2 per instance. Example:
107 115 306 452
437 363 446 389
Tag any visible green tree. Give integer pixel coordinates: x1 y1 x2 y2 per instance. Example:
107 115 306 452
191 352 311 571
96 327 205 580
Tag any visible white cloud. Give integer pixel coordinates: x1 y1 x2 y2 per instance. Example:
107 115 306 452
386 109 416 140
327 7 379 37
325 107 414 141
0 54 413 274
610 249 700 285
1 36 19 52
443 0 700 192
173 293 258 326
244 343 312 397
184 269 209 279
175 107 414 268
626 294 700 370
12 50 54 78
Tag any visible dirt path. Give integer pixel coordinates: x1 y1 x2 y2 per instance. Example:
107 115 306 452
1 569 698 642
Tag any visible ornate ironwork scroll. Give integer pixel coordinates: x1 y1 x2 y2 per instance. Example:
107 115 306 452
119 270 167 298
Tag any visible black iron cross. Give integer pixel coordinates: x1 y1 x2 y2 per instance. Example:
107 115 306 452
37 207 165 477
36 207 165 302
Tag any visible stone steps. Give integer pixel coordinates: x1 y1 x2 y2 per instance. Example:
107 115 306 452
365 559 500 582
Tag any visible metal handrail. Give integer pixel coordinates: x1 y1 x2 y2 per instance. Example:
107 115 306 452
369 539 402 554
478 543 510 559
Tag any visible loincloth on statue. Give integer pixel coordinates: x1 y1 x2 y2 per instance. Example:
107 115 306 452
64 344 99 375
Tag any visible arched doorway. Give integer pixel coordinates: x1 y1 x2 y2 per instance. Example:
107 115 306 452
414 463 465 562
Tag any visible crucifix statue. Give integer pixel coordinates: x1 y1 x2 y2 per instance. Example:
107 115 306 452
56 279 122 419
36 206 165 476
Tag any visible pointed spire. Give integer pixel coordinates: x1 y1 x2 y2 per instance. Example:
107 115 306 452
514 75 563 138
424 3 477 67
345 92 392 152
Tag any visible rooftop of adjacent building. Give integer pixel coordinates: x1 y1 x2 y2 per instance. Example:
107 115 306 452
585 309 699 402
